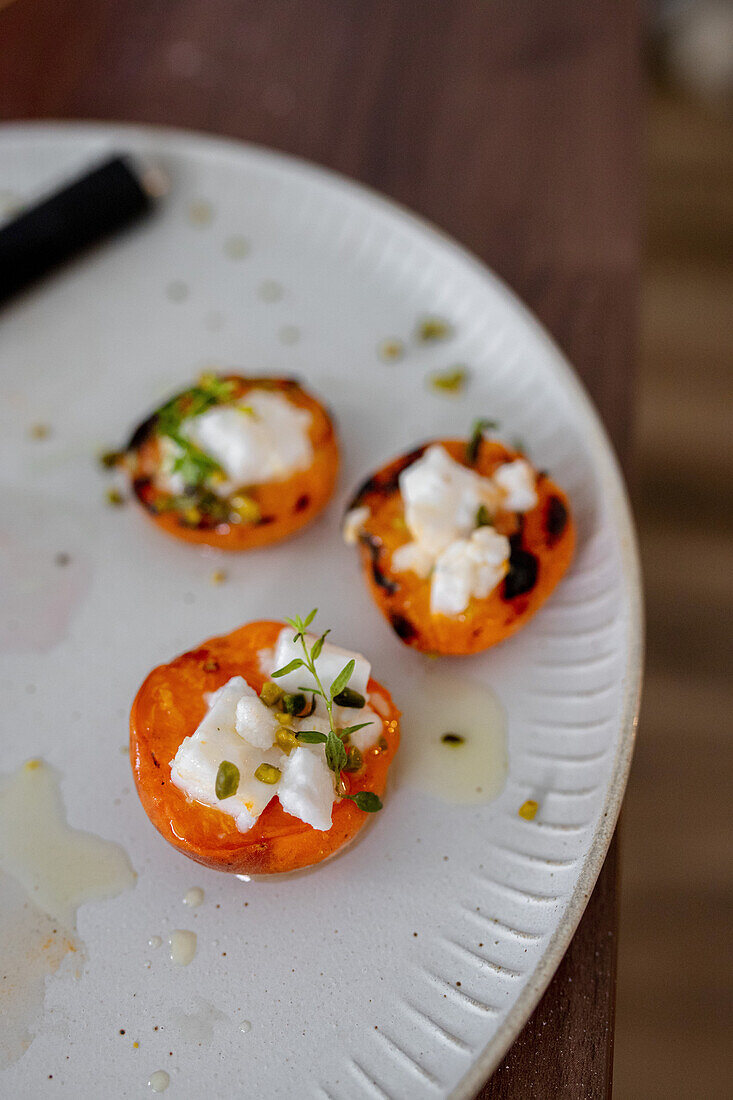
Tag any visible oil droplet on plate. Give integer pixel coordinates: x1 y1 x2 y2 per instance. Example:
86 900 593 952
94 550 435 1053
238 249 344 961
166 280 189 302
172 998 226 1044
0 759 136 1067
148 935 162 949
239 1020 252 1034
148 1069 170 1092
396 669 508 804
168 929 197 966
257 279 283 302
278 324 300 345
224 234 249 259
183 886 204 908
188 199 213 226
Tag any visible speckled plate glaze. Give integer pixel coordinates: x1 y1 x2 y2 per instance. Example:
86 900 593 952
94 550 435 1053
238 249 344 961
0 123 642 1099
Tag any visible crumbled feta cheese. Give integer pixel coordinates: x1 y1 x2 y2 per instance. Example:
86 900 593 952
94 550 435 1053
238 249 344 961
277 746 335 831
170 678 282 833
430 527 511 616
170 630 385 836
342 505 370 545
388 445 538 617
182 389 313 490
494 459 538 513
271 628 371 697
391 540 434 578
343 708 383 752
398 445 498 556
235 687 280 749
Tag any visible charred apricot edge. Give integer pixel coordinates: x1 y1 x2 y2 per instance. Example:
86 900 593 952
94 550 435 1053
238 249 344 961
130 620 400 875
126 375 339 550
346 439 575 655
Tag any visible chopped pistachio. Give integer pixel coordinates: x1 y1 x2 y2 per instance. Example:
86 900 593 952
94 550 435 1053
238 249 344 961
377 338 405 362
188 199 213 225
254 762 281 785
99 449 124 469
202 658 220 672
215 760 240 800
230 494 261 524
416 316 452 342
210 569 227 585
343 746 363 772
333 687 365 709
282 692 307 716
106 488 125 506
276 711 293 726
475 504 493 528
518 798 539 821
259 681 284 707
428 367 468 394
182 505 201 525
275 729 299 755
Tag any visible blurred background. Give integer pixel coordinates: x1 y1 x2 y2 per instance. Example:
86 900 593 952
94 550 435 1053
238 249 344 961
615 3 733 1096
1 0 731 1096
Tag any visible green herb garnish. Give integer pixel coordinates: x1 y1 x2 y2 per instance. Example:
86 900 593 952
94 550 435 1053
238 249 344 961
154 374 239 491
345 790 383 813
271 610 383 812
466 418 499 464
215 760 240 799
295 730 328 744
441 732 465 746
169 434 224 488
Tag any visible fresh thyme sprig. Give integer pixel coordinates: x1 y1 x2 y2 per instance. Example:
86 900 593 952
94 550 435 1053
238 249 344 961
270 610 383 813
466 418 499 464
156 373 238 489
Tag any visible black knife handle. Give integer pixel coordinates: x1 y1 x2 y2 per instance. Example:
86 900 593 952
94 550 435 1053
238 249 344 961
0 154 154 306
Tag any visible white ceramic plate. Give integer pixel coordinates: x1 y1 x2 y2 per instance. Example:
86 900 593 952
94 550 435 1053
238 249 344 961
0 123 642 1099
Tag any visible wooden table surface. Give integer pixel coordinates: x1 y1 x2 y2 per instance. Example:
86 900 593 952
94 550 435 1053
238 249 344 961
0 1 640 1094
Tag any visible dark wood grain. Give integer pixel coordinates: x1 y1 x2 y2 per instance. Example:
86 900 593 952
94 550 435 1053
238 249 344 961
0 2 640 1094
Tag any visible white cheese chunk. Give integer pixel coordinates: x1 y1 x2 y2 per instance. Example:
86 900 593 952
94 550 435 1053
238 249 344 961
494 459 538 513
271 628 371 697
277 746 335 832
235 687 280 749
342 505 370 545
171 624 385 836
391 540 434 578
430 527 510 616
341 707 383 753
182 389 313 489
170 678 282 833
399 445 499 556
389 444 538 617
